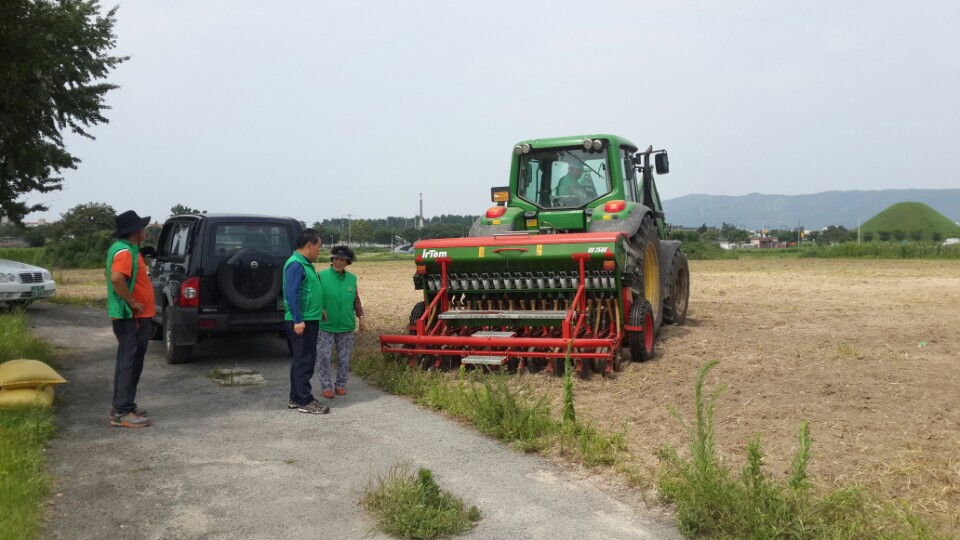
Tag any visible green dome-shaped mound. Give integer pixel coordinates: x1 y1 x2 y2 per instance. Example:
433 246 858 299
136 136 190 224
861 202 960 242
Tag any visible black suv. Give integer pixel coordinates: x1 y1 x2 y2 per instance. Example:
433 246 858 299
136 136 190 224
148 214 302 364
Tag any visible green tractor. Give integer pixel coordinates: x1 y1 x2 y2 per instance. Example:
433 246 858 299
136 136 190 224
380 134 689 377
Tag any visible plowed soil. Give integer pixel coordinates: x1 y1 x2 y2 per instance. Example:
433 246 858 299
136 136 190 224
353 257 960 532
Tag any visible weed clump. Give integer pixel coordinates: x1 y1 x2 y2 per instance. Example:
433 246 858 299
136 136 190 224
362 462 480 539
657 361 946 539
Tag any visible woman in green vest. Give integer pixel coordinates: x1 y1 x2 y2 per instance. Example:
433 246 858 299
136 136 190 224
316 245 365 399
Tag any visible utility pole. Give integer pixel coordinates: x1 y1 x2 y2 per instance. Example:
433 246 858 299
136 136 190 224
418 193 424 230
346 214 352 245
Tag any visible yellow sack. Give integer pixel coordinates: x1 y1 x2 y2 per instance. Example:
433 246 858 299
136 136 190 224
0 386 55 409
0 359 67 389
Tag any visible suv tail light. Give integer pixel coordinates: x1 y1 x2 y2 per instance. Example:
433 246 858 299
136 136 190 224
180 277 200 308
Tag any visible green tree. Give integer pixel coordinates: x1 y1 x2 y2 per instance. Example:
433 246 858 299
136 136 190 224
350 219 373 246
23 224 52 247
892 229 906 242
701 229 720 243
862 231 875 242
51 202 116 241
0 0 127 223
932 232 942 243
908 230 923 242
878 230 892 242
720 222 750 243
170 204 204 216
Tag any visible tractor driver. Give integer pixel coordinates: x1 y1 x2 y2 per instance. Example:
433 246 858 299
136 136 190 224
555 160 595 204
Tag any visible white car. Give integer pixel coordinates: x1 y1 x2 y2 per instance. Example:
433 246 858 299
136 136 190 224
0 258 57 307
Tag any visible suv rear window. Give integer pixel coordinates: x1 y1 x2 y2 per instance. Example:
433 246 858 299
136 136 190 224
208 223 293 259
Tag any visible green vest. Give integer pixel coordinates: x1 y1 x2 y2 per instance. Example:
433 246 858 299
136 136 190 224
283 252 323 321
318 266 358 333
106 239 139 319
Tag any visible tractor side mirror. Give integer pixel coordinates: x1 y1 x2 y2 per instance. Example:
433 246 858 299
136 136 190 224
655 152 670 175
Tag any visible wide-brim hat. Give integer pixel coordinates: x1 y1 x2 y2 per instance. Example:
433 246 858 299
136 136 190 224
330 245 355 264
114 210 151 238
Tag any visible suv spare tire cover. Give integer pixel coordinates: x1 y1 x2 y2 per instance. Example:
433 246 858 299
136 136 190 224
217 248 282 310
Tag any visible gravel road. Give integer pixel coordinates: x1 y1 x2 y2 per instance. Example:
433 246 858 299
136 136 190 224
31 303 679 540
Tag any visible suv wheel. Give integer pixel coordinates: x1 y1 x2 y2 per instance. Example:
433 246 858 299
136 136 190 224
217 248 282 310
163 307 193 364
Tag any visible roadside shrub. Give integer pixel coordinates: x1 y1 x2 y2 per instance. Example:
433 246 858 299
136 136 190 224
681 241 735 260
0 248 50 267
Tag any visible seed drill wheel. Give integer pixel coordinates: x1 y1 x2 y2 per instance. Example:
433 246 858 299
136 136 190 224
663 250 690 325
628 299 656 362
630 215 663 333
407 301 425 334
612 348 625 372
524 348 546 374
405 301 428 368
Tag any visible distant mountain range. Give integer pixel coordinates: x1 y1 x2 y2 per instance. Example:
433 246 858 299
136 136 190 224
662 189 960 230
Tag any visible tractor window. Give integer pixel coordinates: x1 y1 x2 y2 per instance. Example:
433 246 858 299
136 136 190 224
622 149 639 202
518 148 611 209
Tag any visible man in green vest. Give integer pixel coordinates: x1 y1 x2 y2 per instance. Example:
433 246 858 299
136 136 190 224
283 229 329 414
106 210 155 428
316 245 365 399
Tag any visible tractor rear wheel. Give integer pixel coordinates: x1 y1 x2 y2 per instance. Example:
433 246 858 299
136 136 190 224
663 251 690 325
628 299 656 362
630 215 663 333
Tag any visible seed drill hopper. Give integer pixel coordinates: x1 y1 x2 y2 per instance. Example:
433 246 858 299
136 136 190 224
380 134 690 377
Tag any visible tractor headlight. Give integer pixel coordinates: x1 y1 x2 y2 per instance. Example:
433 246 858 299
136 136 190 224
583 139 593 150
592 139 603 151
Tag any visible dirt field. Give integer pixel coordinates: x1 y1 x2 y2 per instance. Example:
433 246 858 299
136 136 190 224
53 257 960 532
350 257 960 532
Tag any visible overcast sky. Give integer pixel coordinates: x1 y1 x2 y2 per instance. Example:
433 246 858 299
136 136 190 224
24 0 960 225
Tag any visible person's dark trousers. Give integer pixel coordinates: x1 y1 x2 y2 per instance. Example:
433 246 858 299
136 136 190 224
285 320 319 406
111 317 153 415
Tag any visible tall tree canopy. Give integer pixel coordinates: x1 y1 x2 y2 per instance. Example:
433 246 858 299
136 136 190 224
0 0 127 223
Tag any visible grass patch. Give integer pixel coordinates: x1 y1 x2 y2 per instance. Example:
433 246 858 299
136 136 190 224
836 341 860 358
657 360 948 539
361 462 480 539
354 352 628 466
0 309 56 540
0 308 54 364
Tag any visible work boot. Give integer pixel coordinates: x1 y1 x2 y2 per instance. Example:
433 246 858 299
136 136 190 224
322 389 334 399
335 387 346 396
